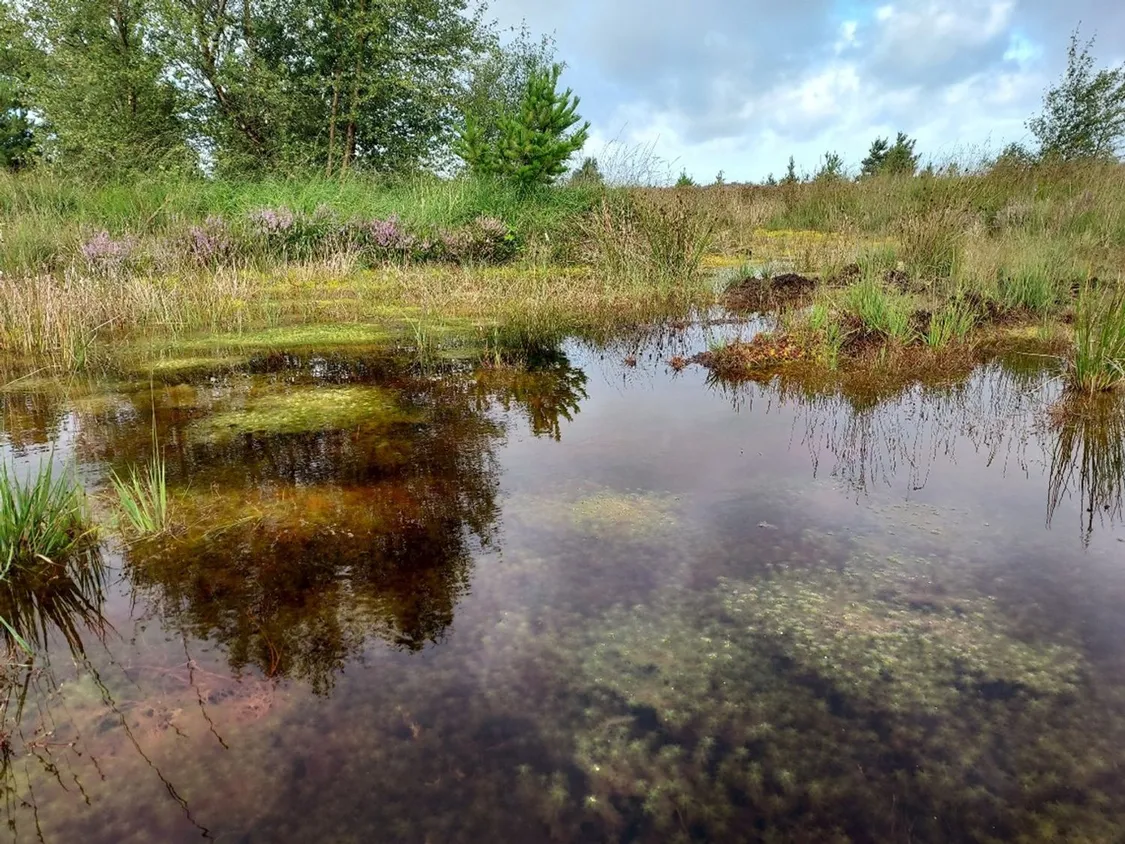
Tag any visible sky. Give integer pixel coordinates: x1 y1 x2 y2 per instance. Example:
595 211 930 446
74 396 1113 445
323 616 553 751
488 0 1125 183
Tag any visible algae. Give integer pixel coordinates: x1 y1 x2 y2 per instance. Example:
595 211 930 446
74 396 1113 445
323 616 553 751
192 385 420 440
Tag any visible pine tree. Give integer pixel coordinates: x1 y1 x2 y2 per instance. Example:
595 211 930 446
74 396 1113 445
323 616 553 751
457 63 589 188
861 133 918 176
781 155 799 185
814 151 844 182
570 156 603 185
675 169 695 187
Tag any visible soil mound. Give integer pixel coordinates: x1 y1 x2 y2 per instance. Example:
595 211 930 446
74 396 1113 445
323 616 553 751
723 273 817 311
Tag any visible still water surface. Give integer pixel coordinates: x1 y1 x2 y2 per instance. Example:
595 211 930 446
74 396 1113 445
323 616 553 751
2 322 1124 842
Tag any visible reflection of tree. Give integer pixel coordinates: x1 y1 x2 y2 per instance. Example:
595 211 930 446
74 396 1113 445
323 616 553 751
1 389 67 452
116 374 504 693
471 354 588 441
1046 395 1125 545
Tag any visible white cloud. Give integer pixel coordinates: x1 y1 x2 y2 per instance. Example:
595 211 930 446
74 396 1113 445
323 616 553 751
485 0 1123 182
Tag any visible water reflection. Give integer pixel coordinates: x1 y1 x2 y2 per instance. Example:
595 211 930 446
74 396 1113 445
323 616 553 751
1047 394 1125 545
72 349 591 691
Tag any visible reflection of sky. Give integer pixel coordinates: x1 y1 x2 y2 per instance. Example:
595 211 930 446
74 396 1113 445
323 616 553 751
488 0 1125 182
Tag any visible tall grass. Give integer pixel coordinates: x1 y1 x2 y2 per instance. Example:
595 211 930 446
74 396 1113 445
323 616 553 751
843 279 914 342
581 193 714 285
0 460 98 652
1069 286 1125 393
111 442 169 536
926 299 977 347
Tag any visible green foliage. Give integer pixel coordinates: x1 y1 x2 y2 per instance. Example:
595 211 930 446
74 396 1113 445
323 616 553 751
22 0 190 176
111 438 169 536
0 460 96 655
0 81 35 172
844 279 914 342
993 141 1037 170
674 169 695 188
0 10 36 171
1069 285 1125 393
460 24 556 163
861 132 919 176
814 151 845 182
997 261 1062 314
781 155 799 185
456 63 590 188
712 169 725 186
569 157 603 186
926 299 977 347
1028 29 1125 161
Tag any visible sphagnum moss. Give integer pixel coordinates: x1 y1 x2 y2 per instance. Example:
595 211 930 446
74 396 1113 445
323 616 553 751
191 385 422 440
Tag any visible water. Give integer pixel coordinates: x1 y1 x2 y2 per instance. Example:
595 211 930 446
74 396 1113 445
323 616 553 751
2 322 1125 842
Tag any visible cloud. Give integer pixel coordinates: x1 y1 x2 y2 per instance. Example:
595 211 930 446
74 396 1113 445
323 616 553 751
486 0 1125 181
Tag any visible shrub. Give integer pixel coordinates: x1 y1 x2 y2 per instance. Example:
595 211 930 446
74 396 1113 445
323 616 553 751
185 215 235 267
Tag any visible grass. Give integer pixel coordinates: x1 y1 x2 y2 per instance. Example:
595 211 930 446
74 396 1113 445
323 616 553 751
111 443 170 536
1069 285 1125 393
843 279 914 343
926 299 977 348
0 460 97 652
1 160 1125 373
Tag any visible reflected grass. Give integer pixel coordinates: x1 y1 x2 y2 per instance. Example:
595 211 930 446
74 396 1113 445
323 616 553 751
0 462 103 653
1047 393 1125 544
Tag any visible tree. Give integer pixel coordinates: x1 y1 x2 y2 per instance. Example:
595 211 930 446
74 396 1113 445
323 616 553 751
764 172 777 186
0 82 34 170
860 137 890 176
861 132 918 176
814 150 844 182
675 169 695 187
1028 29 1125 161
570 156 603 185
993 141 1036 169
22 0 190 175
0 8 36 170
713 169 725 185
455 63 589 188
153 0 485 175
781 155 799 185
461 24 555 163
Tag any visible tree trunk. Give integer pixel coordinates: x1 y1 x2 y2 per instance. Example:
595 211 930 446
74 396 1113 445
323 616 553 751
327 70 341 177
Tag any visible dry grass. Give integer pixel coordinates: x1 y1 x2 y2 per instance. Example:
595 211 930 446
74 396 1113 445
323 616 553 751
0 261 714 369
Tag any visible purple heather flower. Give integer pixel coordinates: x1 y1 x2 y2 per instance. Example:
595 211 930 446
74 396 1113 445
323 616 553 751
80 230 135 267
187 216 232 264
247 207 296 235
367 216 405 250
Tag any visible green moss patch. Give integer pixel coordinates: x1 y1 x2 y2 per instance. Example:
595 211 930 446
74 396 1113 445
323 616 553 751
167 323 394 353
192 385 421 440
